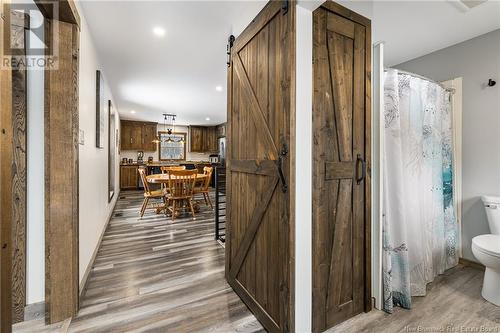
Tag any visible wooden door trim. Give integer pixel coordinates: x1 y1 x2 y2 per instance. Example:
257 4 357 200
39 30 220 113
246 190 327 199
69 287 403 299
320 1 370 27
41 3 80 323
364 18 372 314
228 275 281 332
1 1 14 330
232 0 282 53
34 0 80 29
11 10 29 324
230 160 277 176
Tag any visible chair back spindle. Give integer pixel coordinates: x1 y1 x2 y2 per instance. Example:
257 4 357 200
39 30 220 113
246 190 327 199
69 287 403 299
138 167 151 195
167 170 197 199
201 166 213 191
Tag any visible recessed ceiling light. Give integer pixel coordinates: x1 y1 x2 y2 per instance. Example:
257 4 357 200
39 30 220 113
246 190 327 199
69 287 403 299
215 86 223 92
130 110 136 114
153 27 166 37
205 117 210 121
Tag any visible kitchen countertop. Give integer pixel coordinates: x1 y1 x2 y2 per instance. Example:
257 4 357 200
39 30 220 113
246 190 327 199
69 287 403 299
120 161 212 167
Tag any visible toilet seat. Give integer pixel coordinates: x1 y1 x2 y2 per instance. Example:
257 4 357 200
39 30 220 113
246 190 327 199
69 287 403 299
472 234 500 258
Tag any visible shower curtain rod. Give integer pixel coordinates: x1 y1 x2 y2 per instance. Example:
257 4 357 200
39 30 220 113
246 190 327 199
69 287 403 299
384 68 456 94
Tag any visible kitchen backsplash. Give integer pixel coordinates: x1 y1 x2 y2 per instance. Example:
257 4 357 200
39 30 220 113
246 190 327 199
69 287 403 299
120 150 211 162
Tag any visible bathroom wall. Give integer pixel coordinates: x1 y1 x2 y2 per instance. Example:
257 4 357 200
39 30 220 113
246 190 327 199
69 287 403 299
395 29 500 262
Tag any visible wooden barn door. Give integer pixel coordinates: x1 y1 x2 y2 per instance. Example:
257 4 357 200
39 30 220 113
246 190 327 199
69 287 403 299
312 2 371 332
226 1 294 332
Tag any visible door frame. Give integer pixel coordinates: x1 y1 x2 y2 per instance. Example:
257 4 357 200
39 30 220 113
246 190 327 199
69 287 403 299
1 0 14 330
311 1 372 332
38 2 81 323
225 1 296 332
0 1 80 329
10 9 29 324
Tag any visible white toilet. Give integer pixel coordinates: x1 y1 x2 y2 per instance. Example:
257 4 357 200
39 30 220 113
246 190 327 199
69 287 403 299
472 195 500 306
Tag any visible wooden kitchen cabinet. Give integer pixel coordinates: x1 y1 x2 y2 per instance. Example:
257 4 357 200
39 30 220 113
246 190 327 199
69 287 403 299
216 123 226 138
203 126 217 152
120 122 133 150
190 126 204 152
141 123 157 151
130 123 142 150
190 126 217 153
121 120 157 151
120 165 138 189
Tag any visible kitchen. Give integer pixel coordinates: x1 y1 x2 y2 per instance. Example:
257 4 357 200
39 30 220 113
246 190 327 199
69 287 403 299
119 115 226 191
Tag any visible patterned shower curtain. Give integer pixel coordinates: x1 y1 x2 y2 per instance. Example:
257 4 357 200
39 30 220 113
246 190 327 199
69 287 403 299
382 69 458 313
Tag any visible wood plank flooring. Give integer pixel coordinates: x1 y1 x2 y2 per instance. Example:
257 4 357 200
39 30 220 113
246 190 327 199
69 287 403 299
13 190 500 332
14 190 264 333
325 265 500 333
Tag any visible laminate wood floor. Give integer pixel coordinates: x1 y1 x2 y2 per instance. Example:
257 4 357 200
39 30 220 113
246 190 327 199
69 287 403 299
14 190 264 333
13 191 500 332
325 265 500 333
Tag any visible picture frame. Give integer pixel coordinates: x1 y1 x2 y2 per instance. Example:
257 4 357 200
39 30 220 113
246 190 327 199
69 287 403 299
96 70 106 149
108 100 116 202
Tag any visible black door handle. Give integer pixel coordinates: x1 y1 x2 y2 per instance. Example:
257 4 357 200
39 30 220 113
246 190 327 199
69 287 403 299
277 144 288 193
356 154 366 185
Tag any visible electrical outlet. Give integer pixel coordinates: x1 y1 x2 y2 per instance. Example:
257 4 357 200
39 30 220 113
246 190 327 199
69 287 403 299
79 129 85 145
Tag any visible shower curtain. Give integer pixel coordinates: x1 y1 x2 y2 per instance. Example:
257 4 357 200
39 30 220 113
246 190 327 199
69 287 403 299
382 69 458 313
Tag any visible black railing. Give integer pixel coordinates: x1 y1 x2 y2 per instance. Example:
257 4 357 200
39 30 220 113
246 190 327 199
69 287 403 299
215 166 226 243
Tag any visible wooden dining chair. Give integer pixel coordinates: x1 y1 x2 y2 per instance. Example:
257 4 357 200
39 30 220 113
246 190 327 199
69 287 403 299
160 165 186 173
165 169 198 221
159 166 186 191
138 167 166 218
194 166 213 209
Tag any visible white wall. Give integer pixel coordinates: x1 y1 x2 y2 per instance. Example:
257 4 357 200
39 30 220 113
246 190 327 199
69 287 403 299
395 29 500 262
295 5 313 332
26 7 45 305
119 124 212 162
77 2 121 285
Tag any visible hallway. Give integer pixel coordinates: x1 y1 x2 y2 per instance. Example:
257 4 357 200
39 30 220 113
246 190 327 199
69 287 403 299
14 191 263 333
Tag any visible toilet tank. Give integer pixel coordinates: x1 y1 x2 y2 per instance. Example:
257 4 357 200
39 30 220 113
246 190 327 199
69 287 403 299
482 195 500 235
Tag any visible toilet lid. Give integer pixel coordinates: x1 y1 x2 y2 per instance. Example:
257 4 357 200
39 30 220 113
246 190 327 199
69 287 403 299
472 234 500 257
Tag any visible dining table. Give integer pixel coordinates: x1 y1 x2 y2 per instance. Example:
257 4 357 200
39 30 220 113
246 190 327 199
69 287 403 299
145 173 208 183
145 173 209 215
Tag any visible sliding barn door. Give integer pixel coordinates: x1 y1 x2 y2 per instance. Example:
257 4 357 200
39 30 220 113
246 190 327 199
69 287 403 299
226 2 294 332
312 2 371 332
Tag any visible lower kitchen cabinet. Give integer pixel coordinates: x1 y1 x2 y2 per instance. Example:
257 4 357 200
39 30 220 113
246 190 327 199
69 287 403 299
120 165 139 190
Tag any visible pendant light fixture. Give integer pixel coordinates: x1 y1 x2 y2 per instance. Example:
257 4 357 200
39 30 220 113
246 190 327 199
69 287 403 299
153 113 184 144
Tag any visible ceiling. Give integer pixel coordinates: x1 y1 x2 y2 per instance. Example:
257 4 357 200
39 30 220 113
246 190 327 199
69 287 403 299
79 0 266 125
80 0 500 125
372 0 500 66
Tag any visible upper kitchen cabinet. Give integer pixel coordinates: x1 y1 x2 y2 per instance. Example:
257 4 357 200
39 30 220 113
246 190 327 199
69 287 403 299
121 120 157 151
141 123 157 151
203 126 217 152
190 126 217 152
190 126 204 152
216 123 226 138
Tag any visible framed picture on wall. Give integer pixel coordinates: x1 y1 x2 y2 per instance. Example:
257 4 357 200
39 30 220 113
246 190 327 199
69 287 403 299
96 70 106 148
108 100 116 202
158 132 186 161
